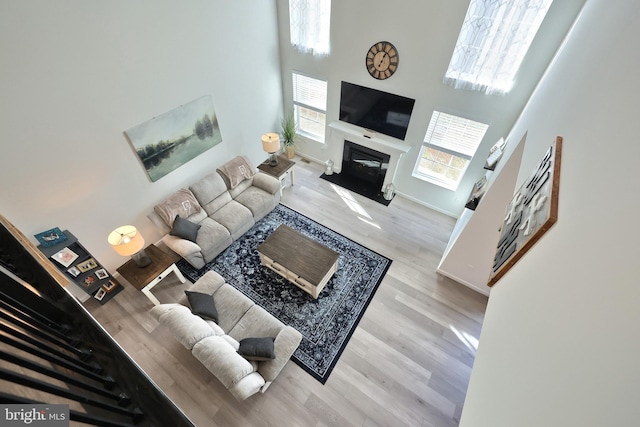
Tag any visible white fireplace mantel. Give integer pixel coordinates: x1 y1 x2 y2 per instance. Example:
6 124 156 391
328 121 410 190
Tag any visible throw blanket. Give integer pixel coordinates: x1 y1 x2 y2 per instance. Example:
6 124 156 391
217 155 255 189
154 188 201 227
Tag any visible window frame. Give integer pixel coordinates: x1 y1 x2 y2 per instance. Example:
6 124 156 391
292 71 328 143
413 110 489 191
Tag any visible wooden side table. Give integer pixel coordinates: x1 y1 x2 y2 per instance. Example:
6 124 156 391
257 155 295 196
116 243 186 305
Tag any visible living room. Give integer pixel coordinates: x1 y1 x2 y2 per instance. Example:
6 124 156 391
2 1 640 426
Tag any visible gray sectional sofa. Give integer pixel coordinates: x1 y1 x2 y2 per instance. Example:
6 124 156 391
148 155 281 269
150 270 303 400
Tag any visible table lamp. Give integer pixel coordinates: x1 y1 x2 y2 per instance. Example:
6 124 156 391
108 225 151 267
262 132 280 166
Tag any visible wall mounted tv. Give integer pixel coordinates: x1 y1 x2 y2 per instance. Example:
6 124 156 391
339 81 415 140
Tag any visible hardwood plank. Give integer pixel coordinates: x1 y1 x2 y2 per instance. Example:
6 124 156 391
85 156 488 426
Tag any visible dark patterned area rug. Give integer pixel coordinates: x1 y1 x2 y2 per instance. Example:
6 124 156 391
176 204 391 384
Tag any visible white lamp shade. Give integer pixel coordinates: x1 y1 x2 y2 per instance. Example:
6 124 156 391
108 225 145 257
262 133 280 153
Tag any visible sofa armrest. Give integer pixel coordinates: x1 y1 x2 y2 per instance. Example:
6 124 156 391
161 234 205 269
257 325 302 383
252 172 281 196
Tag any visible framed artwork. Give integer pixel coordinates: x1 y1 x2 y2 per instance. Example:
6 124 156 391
124 95 223 182
34 227 67 247
94 288 107 301
51 247 79 267
488 136 562 286
77 258 98 273
465 175 488 211
83 276 97 287
95 268 109 280
102 280 118 293
67 266 81 277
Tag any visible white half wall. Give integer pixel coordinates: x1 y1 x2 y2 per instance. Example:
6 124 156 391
0 1 283 276
460 1 640 426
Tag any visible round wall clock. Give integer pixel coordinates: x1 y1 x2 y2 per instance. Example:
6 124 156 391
366 41 399 80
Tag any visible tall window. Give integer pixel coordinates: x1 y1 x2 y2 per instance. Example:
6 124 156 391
289 0 331 56
292 72 327 142
413 111 489 190
444 0 553 95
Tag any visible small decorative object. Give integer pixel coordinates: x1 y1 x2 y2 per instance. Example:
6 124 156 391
51 247 79 267
324 159 334 175
383 183 395 201
484 137 507 171
262 132 281 166
465 175 488 211
34 227 67 247
280 110 297 159
77 258 98 273
488 136 563 286
124 95 223 182
108 225 151 268
366 41 399 80
83 275 96 287
95 268 109 280
102 280 118 293
67 266 81 277
94 288 107 301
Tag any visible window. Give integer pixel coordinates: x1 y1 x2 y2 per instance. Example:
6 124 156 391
292 72 327 142
444 0 553 95
413 111 489 190
289 0 331 56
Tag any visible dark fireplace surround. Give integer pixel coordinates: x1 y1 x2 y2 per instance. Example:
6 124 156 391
321 140 392 205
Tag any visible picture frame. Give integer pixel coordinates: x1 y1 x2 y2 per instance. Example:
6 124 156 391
67 266 81 277
34 227 67 247
83 275 97 287
95 268 109 280
102 280 118 293
94 288 107 301
51 247 79 267
77 258 98 273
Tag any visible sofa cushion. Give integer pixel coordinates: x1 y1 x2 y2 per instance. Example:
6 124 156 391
189 172 229 210
154 188 202 227
217 155 256 189
228 304 286 341
185 291 218 322
213 284 255 333
211 200 254 240
150 304 214 350
192 336 256 388
238 337 276 361
170 215 201 242
234 186 278 221
195 217 232 262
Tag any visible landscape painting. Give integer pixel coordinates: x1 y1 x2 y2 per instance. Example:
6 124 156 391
125 95 222 182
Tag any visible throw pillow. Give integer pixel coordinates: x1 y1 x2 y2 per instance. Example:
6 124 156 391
237 337 275 361
185 291 218 322
170 215 201 243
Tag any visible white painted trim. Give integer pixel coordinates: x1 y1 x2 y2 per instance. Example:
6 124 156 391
436 268 490 296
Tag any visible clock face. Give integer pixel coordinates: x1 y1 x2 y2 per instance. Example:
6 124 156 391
366 41 399 80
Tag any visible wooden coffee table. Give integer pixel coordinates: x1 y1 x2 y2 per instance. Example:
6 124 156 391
257 225 339 299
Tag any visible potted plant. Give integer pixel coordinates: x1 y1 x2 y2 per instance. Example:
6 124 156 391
281 110 297 159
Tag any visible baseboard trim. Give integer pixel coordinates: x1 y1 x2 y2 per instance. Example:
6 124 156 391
436 268 490 296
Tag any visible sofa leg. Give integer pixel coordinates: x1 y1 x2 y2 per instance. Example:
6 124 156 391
260 381 272 393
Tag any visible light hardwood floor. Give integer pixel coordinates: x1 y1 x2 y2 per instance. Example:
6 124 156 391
86 158 488 427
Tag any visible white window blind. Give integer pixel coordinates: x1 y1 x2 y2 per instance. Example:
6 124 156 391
444 0 553 95
292 72 327 141
289 0 331 56
413 111 489 190
424 112 489 159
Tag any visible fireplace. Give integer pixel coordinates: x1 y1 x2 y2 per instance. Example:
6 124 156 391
343 141 390 184
321 140 393 205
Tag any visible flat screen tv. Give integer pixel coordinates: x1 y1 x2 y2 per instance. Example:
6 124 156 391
339 81 415 140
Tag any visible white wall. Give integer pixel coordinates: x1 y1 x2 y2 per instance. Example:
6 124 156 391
460 1 640 425
276 0 585 217
0 1 283 275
